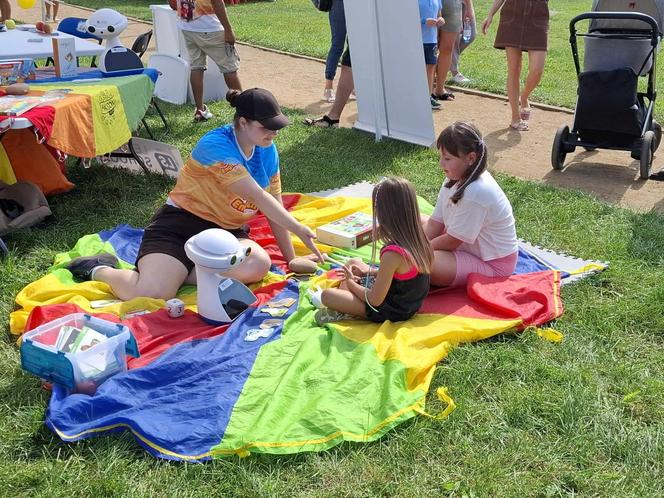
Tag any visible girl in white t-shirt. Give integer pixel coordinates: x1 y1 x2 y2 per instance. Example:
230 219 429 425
424 122 518 287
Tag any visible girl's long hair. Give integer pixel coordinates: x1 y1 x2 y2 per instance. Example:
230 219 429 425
437 121 487 204
371 177 433 274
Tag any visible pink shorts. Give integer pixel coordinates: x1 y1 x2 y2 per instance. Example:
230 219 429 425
451 250 519 287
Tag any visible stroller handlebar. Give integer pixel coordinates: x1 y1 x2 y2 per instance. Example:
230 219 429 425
570 12 661 43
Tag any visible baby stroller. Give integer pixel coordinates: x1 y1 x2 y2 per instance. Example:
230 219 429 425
552 0 664 179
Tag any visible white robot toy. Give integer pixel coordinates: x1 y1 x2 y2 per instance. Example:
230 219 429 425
85 9 143 74
185 229 258 324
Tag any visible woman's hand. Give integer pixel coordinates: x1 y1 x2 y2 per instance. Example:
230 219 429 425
481 15 493 35
437 17 446 28
425 18 439 27
293 224 325 263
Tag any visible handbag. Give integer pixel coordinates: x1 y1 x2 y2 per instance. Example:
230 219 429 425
311 0 333 12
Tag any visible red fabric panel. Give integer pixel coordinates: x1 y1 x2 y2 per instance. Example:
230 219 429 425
0 105 55 142
419 270 563 326
466 270 563 327
247 193 301 272
24 281 289 369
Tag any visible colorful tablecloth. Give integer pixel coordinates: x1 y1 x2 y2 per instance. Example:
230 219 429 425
1 72 156 158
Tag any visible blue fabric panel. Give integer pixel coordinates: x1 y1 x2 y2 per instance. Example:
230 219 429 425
35 68 160 84
45 282 299 462
99 224 144 265
516 248 548 274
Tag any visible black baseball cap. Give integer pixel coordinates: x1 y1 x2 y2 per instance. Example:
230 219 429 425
234 88 289 131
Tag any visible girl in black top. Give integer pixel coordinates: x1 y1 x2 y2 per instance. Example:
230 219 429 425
318 177 433 323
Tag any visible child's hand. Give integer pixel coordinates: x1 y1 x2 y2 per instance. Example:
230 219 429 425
344 261 365 277
437 17 446 28
425 18 439 27
339 266 360 283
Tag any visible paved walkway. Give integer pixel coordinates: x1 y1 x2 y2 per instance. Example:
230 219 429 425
13 2 664 213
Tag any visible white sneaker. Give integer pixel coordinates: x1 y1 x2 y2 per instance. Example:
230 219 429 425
194 105 214 122
323 88 335 103
314 308 355 326
450 73 471 85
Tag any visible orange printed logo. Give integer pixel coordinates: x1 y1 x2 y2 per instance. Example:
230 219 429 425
215 163 239 174
230 197 258 213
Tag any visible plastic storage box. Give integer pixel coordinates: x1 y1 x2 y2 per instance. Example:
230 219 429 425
20 313 140 394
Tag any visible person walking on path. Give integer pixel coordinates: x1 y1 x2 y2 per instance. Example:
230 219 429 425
481 0 550 131
0 0 11 23
419 0 445 110
174 0 242 122
45 0 60 22
304 45 353 128
449 0 476 85
433 0 462 101
323 0 347 103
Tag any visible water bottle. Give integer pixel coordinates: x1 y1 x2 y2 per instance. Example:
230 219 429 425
462 17 472 43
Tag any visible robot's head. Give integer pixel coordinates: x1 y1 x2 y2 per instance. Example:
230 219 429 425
184 229 252 270
85 9 128 40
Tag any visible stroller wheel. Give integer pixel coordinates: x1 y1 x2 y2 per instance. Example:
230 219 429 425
552 125 570 170
640 130 655 180
652 120 662 151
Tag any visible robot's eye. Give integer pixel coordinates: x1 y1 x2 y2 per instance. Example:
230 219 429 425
87 26 95 33
245 247 252 256
231 255 237 265
108 25 115 32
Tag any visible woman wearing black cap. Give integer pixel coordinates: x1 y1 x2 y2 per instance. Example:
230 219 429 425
66 88 324 301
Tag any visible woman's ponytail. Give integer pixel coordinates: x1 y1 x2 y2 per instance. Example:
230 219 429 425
226 89 241 108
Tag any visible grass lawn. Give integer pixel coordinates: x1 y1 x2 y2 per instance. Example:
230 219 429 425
1 99 664 496
66 0 664 118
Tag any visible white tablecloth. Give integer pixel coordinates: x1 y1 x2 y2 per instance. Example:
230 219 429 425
0 29 105 60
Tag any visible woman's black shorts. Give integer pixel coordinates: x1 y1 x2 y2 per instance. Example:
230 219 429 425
136 204 250 273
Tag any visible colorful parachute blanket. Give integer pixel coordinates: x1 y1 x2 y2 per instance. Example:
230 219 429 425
12 193 581 461
0 71 156 158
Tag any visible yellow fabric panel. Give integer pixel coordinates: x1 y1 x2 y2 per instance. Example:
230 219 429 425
0 142 17 184
332 313 522 393
285 194 373 255
10 269 285 337
10 272 165 337
308 272 522 393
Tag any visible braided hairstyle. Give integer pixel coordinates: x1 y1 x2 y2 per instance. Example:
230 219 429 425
436 122 487 204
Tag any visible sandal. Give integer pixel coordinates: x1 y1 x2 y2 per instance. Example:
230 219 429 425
304 115 339 128
520 106 532 122
432 92 455 101
509 120 529 131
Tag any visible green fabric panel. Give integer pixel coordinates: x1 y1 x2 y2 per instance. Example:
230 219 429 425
212 295 424 457
105 75 155 131
33 74 154 132
49 234 133 285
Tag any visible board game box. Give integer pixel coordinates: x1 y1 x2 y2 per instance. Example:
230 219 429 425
316 211 374 249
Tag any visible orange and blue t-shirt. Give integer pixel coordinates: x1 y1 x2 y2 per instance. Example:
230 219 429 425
168 124 282 230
